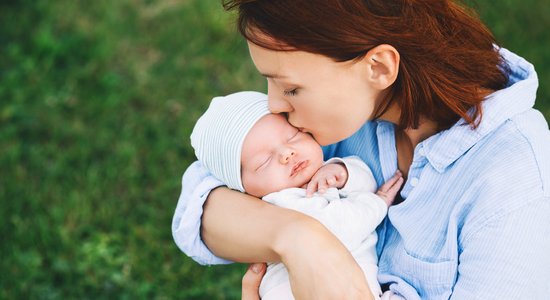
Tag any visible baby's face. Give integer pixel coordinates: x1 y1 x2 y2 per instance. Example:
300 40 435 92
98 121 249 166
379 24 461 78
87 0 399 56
241 114 324 198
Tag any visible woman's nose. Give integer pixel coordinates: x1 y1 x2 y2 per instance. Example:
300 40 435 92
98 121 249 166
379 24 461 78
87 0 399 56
279 147 296 164
268 86 292 113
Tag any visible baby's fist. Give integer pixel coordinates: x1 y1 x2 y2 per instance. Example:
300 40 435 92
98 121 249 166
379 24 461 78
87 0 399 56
306 163 348 197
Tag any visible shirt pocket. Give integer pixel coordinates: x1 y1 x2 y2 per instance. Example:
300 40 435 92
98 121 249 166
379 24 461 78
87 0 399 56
398 251 457 299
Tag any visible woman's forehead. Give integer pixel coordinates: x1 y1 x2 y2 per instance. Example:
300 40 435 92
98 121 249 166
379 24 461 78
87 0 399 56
248 41 336 80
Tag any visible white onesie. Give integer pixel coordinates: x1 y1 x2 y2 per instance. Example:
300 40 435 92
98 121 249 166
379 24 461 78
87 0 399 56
259 156 387 300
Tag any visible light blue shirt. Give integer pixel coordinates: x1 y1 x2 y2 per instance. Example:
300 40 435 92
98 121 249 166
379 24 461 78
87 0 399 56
172 48 550 299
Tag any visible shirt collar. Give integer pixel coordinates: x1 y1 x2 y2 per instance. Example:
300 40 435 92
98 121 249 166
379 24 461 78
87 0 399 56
422 47 539 172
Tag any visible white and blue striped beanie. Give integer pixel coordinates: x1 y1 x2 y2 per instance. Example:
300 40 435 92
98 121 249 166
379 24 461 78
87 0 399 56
190 91 270 192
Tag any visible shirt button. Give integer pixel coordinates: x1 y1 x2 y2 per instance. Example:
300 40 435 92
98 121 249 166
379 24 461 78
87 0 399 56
410 177 419 187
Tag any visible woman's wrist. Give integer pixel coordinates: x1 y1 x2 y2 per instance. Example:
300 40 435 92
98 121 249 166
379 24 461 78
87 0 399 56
271 211 374 300
273 212 339 266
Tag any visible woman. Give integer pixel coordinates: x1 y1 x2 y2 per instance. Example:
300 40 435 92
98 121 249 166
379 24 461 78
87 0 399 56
172 1 550 299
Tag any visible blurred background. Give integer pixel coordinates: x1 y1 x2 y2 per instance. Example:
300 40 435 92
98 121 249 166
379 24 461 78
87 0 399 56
1 0 549 299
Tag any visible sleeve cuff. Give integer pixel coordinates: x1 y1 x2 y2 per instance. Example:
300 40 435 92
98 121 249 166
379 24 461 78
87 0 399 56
171 161 233 265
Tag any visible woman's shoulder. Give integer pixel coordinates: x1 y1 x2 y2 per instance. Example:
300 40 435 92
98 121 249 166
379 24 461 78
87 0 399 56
470 109 550 196
447 112 550 238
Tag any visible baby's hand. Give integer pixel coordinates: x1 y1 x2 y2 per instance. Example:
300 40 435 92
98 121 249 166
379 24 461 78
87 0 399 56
376 170 404 207
305 163 348 197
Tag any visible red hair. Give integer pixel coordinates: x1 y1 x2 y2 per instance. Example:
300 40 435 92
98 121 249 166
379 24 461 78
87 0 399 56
223 0 511 130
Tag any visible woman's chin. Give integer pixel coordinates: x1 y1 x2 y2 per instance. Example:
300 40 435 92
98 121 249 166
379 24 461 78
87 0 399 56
314 135 334 146
316 135 346 146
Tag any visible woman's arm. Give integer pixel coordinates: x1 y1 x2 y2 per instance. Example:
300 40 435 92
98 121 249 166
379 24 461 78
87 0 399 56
202 187 375 300
201 186 307 263
172 161 230 265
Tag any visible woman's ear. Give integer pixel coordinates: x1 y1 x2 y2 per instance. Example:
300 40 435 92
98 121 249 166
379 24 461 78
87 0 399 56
363 44 400 90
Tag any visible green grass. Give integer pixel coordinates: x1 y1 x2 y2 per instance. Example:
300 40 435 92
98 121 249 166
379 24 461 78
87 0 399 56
1 0 549 299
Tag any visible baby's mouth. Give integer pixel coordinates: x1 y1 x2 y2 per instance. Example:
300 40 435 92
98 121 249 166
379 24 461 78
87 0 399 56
291 160 308 177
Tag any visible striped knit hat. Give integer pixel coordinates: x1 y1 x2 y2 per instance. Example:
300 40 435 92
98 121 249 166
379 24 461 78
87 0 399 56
190 91 270 192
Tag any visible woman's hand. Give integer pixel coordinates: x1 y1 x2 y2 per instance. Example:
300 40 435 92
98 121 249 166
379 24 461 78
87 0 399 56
243 217 374 300
203 189 373 299
242 263 267 300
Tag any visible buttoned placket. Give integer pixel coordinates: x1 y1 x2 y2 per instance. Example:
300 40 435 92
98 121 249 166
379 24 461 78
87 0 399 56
400 144 428 199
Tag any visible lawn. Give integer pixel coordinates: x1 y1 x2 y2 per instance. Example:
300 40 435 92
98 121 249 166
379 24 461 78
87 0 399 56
1 0 549 299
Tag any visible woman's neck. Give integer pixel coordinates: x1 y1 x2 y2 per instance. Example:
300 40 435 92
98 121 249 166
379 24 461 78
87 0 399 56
378 102 439 149
378 102 439 177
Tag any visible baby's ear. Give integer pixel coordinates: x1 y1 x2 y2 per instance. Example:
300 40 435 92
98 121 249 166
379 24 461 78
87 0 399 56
363 44 400 90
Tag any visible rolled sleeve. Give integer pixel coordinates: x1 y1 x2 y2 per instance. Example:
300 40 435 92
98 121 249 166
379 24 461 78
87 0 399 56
171 161 232 265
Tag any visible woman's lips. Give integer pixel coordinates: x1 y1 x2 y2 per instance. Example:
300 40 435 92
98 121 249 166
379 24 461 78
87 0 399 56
291 160 308 177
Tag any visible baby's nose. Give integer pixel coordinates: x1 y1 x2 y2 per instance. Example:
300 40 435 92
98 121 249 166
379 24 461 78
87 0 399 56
279 148 296 164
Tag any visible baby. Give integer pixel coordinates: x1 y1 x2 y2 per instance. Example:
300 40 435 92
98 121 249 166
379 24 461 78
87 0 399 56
190 91 403 299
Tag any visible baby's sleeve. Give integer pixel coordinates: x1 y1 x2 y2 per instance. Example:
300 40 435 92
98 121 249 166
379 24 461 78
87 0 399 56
171 160 232 265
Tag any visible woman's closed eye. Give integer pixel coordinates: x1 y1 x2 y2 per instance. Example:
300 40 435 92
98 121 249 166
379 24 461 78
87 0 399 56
288 130 299 141
283 88 298 97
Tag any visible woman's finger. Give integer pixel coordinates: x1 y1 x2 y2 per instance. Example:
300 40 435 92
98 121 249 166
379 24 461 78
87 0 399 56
242 263 266 300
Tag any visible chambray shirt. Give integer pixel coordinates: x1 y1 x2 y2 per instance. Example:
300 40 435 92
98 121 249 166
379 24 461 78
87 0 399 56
172 49 550 299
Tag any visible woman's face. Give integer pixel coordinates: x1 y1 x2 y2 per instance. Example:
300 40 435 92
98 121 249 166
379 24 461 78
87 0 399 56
248 42 383 146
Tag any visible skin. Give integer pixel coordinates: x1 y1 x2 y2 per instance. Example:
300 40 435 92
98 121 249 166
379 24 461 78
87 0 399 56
248 42 393 146
241 114 325 198
248 41 439 177
202 43 437 299
241 112 404 199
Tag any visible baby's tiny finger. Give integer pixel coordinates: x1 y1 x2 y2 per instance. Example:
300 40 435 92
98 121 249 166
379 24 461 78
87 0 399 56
336 172 347 184
326 175 336 186
389 176 404 189
386 177 404 197
306 181 317 197
394 176 404 189
318 180 328 194
383 172 402 189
